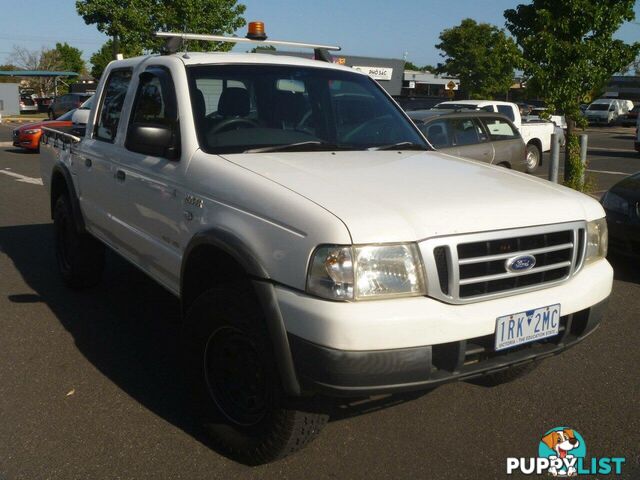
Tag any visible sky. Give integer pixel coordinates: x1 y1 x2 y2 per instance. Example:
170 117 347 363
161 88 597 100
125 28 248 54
0 0 638 68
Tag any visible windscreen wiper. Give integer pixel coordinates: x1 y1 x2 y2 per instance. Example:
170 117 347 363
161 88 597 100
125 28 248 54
244 141 347 153
369 142 429 151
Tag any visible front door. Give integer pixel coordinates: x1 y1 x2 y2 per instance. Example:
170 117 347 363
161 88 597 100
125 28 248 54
117 66 183 291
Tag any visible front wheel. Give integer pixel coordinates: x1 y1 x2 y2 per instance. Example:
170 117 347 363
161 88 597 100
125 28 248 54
183 287 328 465
525 143 541 173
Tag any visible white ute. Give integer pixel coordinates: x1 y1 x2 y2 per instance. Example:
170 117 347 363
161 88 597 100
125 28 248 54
435 99 556 173
39 24 612 464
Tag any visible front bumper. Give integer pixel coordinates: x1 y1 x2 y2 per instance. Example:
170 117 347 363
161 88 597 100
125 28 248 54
289 298 608 397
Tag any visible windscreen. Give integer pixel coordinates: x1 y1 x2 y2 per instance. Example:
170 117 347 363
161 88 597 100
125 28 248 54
587 104 609 111
187 65 427 153
433 103 479 111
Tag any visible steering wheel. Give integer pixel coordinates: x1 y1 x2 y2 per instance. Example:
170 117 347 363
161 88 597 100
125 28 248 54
210 117 259 134
342 115 394 143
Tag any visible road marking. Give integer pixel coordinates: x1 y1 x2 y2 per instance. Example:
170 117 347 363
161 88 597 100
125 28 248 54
0 169 43 185
0 141 14 147
586 168 632 176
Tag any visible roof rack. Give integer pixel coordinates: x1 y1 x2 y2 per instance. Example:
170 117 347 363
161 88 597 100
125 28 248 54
157 22 341 62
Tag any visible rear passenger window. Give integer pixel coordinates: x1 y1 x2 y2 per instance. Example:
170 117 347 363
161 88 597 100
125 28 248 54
482 117 519 140
95 69 132 142
497 105 515 121
420 120 450 148
448 118 484 146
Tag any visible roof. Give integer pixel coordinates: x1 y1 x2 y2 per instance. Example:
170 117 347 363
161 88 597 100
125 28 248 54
175 51 362 73
407 109 513 122
437 99 513 107
0 70 78 77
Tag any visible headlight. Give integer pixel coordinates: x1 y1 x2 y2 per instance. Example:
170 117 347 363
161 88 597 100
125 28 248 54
307 244 426 300
585 218 608 264
601 191 629 215
24 129 40 134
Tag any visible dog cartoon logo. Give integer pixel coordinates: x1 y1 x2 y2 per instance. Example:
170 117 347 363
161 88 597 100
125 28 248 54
538 427 587 477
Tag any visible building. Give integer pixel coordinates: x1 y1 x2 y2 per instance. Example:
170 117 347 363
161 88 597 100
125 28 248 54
602 75 640 102
0 83 19 117
266 50 406 95
402 70 460 97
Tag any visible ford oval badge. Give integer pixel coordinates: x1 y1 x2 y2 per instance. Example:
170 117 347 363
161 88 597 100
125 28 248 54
506 254 536 273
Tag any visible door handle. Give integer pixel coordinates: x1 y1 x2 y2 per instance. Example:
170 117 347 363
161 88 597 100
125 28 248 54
115 170 126 182
84 158 92 167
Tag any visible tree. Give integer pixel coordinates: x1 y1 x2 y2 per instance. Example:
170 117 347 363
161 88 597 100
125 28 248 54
436 19 521 99
505 0 640 191
250 45 275 53
0 64 19 84
9 46 65 96
404 60 421 71
90 40 142 79
77 0 246 57
54 42 86 75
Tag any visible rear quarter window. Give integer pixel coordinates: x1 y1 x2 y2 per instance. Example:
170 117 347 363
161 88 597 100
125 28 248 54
482 117 519 140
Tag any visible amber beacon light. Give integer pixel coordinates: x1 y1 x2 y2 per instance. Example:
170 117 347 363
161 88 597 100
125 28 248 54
246 21 267 41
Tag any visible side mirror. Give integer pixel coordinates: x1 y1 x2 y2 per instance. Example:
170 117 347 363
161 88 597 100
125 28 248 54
126 123 180 160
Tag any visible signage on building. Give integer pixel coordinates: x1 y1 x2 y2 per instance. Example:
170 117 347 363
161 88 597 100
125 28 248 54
352 66 394 81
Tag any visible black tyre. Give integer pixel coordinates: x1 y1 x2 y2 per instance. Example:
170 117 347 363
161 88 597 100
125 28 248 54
468 362 539 387
53 195 105 289
525 143 541 173
183 287 328 465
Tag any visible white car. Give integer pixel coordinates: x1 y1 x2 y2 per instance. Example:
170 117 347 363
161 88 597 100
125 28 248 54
434 100 556 173
39 25 612 464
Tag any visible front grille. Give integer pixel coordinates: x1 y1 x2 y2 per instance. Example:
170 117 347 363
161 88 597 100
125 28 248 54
420 222 586 304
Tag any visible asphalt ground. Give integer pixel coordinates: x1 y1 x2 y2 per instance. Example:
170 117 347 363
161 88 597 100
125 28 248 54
0 125 638 479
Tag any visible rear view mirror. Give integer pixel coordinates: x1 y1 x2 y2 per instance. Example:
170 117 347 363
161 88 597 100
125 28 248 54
126 124 180 160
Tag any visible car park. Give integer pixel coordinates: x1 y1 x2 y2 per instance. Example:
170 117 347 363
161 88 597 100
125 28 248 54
407 110 527 171
39 24 612 464
47 93 92 119
602 174 640 258
433 100 555 172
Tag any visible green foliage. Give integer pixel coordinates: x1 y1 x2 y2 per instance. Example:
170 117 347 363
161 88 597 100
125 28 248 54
53 42 85 74
404 60 421 71
90 40 142 80
505 0 639 124
77 0 246 53
250 45 276 53
0 64 19 84
436 18 522 99
505 0 640 191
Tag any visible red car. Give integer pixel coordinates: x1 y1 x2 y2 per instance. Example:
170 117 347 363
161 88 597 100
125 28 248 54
12 109 74 152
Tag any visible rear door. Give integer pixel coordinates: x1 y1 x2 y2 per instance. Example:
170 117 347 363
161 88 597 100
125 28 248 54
75 68 133 248
447 117 494 164
480 116 525 170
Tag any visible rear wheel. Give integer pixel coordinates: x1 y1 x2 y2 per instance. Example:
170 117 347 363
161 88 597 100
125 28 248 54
525 143 541 173
183 287 328 465
53 195 105 288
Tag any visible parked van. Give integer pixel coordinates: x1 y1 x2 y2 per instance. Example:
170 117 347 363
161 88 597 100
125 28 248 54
585 99 626 125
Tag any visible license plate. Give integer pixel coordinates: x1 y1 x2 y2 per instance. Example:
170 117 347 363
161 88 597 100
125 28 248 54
494 304 561 351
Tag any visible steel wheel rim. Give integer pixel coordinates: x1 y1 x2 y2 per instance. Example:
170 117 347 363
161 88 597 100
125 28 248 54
203 326 268 426
526 149 539 169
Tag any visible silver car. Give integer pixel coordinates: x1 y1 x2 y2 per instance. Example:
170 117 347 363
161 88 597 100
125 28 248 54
408 110 527 172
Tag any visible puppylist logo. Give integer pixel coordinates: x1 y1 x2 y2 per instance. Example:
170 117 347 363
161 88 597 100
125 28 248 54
506 427 626 476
